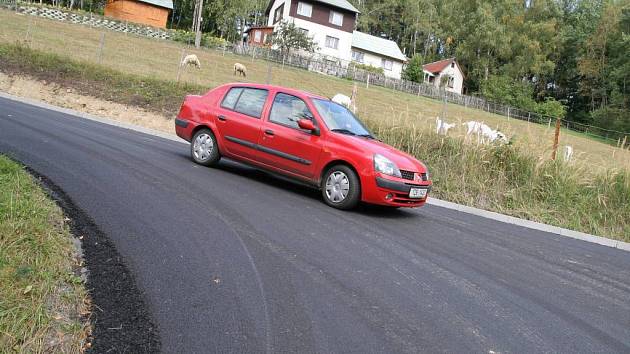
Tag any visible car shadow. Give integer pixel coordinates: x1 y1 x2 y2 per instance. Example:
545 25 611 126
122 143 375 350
176 152 419 219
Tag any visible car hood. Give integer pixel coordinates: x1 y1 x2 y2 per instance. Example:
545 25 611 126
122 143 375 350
343 135 427 172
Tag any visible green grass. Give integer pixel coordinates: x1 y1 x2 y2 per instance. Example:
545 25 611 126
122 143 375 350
0 156 89 352
1 8 629 171
0 16 629 241
366 114 630 241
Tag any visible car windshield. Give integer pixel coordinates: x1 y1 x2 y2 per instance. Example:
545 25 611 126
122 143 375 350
311 99 373 137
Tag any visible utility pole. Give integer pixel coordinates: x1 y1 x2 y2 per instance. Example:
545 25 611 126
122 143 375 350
192 0 204 48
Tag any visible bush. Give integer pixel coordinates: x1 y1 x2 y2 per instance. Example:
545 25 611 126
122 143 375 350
170 30 227 48
535 97 567 119
349 62 384 75
402 54 423 82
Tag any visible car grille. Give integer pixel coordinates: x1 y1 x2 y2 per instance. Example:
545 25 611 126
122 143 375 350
400 170 415 180
400 170 428 181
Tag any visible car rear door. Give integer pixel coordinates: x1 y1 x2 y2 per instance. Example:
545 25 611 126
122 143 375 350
214 87 269 161
257 92 323 179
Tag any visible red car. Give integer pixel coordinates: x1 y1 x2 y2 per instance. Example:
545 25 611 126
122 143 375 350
175 83 432 209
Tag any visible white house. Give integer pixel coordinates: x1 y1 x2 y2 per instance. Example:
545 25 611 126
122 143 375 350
265 0 359 62
422 58 465 94
264 0 408 79
350 31 407 79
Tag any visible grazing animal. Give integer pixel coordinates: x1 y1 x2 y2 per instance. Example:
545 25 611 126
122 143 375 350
563 145 573 161
436 118 456 135
180 54 201 69
234 63 247 77
463 121 508 144
332 93 352 108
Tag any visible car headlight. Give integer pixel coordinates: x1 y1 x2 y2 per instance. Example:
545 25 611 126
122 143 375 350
374 154 401 177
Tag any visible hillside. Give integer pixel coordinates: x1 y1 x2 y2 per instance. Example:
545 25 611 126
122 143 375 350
1 9 629 172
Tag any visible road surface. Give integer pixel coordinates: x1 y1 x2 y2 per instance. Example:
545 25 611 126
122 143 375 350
1 96 629 353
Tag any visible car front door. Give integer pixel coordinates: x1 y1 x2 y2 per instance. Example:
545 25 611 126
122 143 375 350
258 92 323 179
215 87 269 161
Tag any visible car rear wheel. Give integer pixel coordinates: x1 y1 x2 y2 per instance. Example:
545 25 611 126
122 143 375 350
191 128 220 166
322 165 360 210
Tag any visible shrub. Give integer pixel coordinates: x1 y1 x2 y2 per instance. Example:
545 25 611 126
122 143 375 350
402 54 423 82
170 30 227 48
349 62 384 75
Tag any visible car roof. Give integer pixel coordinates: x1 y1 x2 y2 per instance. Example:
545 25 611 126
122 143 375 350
222 83 328 101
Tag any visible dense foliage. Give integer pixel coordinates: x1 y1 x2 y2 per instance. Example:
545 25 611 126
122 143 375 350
28 0 630 131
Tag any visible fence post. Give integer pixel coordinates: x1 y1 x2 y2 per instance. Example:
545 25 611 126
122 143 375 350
176 48 185 83
266 62 272 85
366 73 370 89
551 118 561 160
96 32 105 64
507 107 510 120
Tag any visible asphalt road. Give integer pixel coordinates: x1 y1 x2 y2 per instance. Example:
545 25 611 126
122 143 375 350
2 96 630 354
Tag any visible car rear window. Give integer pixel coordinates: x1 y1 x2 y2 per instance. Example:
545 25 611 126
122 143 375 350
221 87 268 118
221 87 243 110
234 89 268 118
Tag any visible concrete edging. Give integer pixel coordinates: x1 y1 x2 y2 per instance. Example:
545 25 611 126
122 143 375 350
2 91 629 253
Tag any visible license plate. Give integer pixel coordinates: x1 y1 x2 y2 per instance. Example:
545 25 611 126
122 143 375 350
409 188 427 199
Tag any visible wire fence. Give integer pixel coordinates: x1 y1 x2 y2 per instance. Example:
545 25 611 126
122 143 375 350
233 44 630 146
1 0 629 148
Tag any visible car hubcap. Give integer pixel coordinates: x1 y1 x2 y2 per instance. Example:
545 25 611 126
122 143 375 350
325 171 350 203
193 133 213 161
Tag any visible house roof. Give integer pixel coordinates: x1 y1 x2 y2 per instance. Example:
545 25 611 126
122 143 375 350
136 0 173 10
351 31 407 62
244 26 274 33
422 58 455 74
265 0 359 16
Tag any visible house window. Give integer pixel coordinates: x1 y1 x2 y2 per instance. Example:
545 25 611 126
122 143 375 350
381 59 393 71
451 62 455 68
351 50 364 63
254 30 262 43
325 36 339 49
274 4 284 23
263 33 269 44
329 11 343 26
447 76 455 88
299 28 308 35
297 2 312 17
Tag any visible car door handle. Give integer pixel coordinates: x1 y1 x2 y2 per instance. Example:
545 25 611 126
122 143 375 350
217 115 227 121
264 129 274 136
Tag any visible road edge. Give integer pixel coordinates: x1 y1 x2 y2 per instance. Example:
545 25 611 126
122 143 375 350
2 91 629 253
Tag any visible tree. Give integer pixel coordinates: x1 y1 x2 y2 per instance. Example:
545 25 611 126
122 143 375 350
270 22 317 57
402 54 424 82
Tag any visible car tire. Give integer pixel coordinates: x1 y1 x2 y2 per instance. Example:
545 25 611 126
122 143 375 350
321 165 361 210
191 128 221 166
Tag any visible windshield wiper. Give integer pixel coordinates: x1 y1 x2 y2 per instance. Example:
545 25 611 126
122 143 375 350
331 129 356 136
358 133 375 139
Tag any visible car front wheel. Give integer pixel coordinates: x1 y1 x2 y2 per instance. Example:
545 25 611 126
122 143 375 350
191 128 220 166
322 165 360 210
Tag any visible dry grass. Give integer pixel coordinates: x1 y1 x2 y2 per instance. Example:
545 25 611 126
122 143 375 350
0 155 90 353
1 9 629 172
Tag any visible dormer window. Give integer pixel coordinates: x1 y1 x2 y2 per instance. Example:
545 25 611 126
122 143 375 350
329 10 343 26
274 3 284 23
297 2 312 17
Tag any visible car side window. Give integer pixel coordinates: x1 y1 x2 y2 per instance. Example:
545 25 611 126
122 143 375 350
269 93 314 129
221 87 243 110
233 88 268 118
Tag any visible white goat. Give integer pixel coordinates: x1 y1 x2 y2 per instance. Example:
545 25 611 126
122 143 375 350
464 121 508 144
234 63 247 77
563 145 573 161
332 93 352 108
180 54 201 69
436 118 456 135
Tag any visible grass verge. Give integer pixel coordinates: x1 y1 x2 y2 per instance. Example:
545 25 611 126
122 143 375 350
0 43 628 241
0 155 90 352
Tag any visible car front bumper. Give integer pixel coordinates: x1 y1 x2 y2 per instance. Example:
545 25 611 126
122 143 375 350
362 174 432 207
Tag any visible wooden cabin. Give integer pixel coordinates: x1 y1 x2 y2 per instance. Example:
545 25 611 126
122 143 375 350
245 26 274 47
104 0 173 28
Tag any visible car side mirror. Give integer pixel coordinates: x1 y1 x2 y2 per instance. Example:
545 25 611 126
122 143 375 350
298 119 319 135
